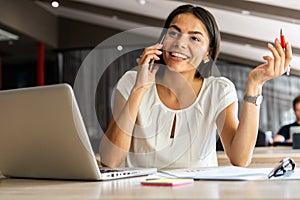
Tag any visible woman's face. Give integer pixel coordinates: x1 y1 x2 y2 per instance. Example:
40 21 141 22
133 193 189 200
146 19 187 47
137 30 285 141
162 13 211 73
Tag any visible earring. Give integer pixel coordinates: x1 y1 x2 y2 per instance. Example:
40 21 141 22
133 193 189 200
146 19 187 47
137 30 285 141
203 57 210 63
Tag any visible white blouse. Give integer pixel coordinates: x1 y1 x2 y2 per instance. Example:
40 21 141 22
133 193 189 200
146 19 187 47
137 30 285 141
116 71 238 169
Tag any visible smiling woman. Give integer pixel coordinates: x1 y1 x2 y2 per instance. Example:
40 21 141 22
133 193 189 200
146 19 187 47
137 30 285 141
99 4 293 169
162 15 209 73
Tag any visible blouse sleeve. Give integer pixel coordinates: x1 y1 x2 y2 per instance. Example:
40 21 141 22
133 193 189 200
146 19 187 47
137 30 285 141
214 77 238 118
115 71 137 100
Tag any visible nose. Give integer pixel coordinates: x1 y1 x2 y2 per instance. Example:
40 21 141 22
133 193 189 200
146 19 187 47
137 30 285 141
174 35 188 49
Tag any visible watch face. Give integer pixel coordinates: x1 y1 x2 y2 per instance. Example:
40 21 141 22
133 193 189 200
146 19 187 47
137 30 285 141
256 95 263 105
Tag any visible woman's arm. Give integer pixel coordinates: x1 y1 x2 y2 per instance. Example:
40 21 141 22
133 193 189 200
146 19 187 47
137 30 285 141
217 38 293 167
99 88 147 167
217 99 260 167
99 44 162 167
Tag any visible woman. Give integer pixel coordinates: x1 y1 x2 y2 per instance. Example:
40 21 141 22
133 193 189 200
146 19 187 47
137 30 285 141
99 4 292 169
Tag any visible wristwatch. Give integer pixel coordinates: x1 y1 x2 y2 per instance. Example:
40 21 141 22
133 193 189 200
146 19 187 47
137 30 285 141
244 94 263 106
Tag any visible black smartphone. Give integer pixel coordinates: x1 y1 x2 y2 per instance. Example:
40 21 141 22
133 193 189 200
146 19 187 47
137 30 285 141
148 31 166 71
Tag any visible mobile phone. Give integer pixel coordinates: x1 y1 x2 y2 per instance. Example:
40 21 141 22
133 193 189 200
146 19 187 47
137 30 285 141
148 31 166 71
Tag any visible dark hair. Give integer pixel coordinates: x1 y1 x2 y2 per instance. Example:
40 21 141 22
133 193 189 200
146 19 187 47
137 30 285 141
157 4 221 78
293 96 300 110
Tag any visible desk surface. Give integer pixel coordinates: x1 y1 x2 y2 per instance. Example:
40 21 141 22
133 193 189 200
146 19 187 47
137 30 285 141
218 146 300 167
0 176 300 199
1 147 300 199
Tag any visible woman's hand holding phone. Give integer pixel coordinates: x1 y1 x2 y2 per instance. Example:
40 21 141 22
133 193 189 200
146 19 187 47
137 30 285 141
133 43 163 92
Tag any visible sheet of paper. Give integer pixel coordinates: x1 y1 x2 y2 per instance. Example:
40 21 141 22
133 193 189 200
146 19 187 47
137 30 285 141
147 166 300 181
161 166 270 180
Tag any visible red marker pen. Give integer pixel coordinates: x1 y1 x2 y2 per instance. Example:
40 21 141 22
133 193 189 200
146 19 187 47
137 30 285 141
280 28 291 75
280 28 287 49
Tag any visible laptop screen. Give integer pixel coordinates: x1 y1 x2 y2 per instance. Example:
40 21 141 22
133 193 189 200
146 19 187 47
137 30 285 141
0 84 101 180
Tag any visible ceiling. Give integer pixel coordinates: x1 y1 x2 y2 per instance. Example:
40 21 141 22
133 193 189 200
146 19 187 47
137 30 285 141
1 0 300 75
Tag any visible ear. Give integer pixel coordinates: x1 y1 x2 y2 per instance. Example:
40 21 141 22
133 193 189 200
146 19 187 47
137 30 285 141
203 52 210 63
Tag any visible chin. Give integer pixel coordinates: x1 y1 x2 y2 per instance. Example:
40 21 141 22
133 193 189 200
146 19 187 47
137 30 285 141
166 65 180 72
165 63 195 74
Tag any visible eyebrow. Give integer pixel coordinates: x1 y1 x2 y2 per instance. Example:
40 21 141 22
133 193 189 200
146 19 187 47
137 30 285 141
169 25 204 37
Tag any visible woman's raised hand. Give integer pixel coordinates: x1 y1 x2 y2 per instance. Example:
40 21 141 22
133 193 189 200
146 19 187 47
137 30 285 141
133 43 163 92
248 38 293 88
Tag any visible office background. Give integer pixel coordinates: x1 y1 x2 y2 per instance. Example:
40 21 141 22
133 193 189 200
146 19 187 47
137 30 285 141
1 0 300 153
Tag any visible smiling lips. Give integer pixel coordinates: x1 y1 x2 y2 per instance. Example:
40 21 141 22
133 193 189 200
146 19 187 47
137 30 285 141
170 52 190 61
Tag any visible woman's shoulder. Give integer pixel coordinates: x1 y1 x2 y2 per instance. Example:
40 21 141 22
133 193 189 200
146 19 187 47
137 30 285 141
117 70 137 86
116 71 137 98
120 70 137 81
205 76 235 88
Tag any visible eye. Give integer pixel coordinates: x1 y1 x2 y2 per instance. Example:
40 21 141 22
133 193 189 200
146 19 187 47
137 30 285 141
190 36 201 42
168 30 181 39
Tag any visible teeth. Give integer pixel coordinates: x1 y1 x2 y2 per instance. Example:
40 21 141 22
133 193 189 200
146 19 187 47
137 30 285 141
171 52 188 59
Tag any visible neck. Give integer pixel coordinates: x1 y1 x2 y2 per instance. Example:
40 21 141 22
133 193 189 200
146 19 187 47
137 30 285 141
156 68 202 104
159 68 197 93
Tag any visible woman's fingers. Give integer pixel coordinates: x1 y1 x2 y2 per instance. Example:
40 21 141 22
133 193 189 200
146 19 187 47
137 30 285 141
285 42 293 68
266 38 293 76
284 42 293 75
151 65 160 74
274 38 286 73
133 43 163 91
272 38 293 75
139 54 161 66
138 44 163 66
250 39 293 86
267 41 280 73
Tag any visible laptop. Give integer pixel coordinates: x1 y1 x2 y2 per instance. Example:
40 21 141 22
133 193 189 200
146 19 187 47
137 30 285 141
290 126 300 142
0 84 156 181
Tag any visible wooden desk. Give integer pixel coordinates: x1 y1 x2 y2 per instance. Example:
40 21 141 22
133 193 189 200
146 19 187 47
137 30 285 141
1 147 300 199
0 176 300 199
218 146 300 167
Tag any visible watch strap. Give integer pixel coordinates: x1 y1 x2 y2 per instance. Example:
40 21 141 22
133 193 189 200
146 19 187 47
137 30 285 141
244 95 263 106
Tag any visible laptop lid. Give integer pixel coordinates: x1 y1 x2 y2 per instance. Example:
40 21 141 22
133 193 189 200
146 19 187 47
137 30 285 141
290 126 300 141
0 84 102 180
0 84 157 181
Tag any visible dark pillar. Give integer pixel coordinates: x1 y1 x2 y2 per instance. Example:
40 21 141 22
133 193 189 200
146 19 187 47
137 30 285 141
37 42 44 86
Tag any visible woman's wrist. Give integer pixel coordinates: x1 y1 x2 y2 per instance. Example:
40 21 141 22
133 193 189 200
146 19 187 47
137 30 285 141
131 85 148 99
245 76 263 96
